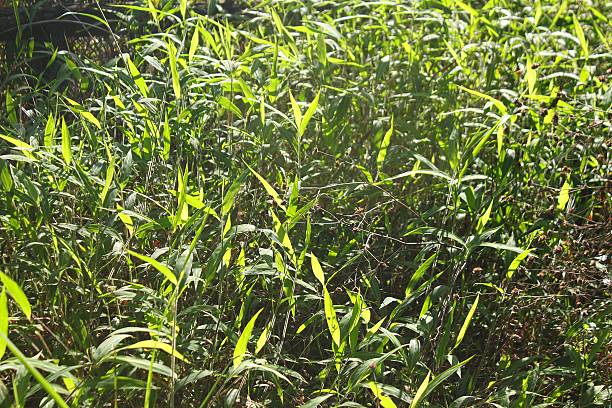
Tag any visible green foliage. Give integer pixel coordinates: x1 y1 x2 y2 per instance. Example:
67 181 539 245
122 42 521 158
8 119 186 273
0 0 609 407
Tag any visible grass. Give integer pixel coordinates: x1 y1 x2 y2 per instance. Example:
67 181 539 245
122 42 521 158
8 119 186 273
0 0 610 406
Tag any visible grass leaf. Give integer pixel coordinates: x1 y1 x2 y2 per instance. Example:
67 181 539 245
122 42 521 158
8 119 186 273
323 287 341 347
0 271 31 319
128 251 177 286
234 308 264 368
377 116 394 173
454 294 479 350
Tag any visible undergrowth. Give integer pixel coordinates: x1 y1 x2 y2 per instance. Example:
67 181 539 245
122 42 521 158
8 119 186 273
0 0 610 407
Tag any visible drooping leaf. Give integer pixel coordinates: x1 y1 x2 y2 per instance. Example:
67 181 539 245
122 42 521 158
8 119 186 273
128 251 177 285
0 134 36 160
0 271 31 320
0 332 69 408
246 163 285 209
476 201 494 234
124 340 187 362
167 41 182 99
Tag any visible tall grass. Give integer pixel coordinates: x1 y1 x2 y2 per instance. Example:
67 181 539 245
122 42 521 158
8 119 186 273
0 0 610 406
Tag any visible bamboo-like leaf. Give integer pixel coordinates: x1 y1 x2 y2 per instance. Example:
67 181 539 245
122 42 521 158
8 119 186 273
167 41 182 99
289 90 302 131
299 91 320 136
525 57 537 94
0 134 36 160
419 356 474 403
255 321 271 354
100 144 115 205
323 287 341 347
458 85 507 114
246 163 285 209
405 254 436 298
189 26 200 62
0 288 7 359
233 308 264 368
310 253 325 286
128 251 177 285
377 116 394 173
453 293 479 350
117 205 134 235
126 55 148 97
180 0 187 18
61 117 72 165
573 13 589 57
476 201 493 234
124 340 187 362
557 178 571 210
507 249 534 280
410 371 431 408
368 381 397 408
299 394 333 408
0 271 31 319
44 114 55 148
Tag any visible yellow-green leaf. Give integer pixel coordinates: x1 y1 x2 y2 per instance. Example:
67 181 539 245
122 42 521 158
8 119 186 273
573 13 589 57
117 205 134 235
458 85 507 114
377 116 394 173
0 288 7 359
323 287 341 347
507 249 534 280
299 91 320 136
126 56 148 97
44 114 55 148
454 293 479 350
557 178 571 210
124 340 187 362
525 57 537 95
61 117 72 165
410 371 431 408
255 321 271 354
289 90 302 131
246 163 285 209
310 253 325 286
0 271 31 320
80 111 101 130
167 41 181 99
233 308 264 368
476 201 494 234
128 251 177 285
189 26 199 62
368 382 397 408
0 134 36 160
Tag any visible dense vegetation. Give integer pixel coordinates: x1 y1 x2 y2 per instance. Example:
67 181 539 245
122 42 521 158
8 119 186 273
0 0 610 406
